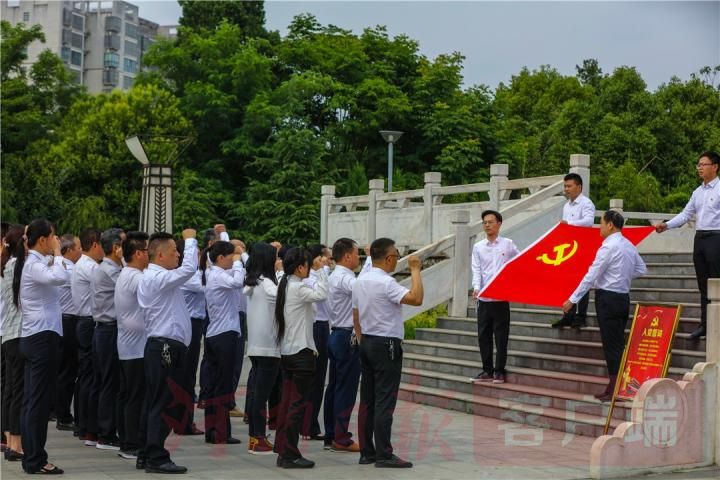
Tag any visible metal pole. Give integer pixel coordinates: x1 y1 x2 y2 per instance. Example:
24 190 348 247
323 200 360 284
388 141 394 192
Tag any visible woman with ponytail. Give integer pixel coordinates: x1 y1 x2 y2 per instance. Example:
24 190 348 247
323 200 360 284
1 225 26 460
16 219 69 474
272 247 328 469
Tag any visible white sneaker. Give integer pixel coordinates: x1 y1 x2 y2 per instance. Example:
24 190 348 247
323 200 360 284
118 450 138 459
84 439 97 447
96 442 120 451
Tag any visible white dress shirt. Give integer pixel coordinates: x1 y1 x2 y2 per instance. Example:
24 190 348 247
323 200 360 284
91 257 122 323
138 238 198 346
570 232 647 303
563 193 596 226
180 270 206 319
359 256 373 276
115 267 146 360
244 276 280 357
58 258 77 315
205 263 244 338
1 258 22 342
71 254 98 317
280 271 328 356
303 267 331 322
20 250 69 337
352 267 409 339
666 177 720 230
471 237 520 302
328 265 356 328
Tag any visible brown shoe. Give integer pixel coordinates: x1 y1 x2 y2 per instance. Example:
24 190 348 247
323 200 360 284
229 408 244 418
330 441 360 452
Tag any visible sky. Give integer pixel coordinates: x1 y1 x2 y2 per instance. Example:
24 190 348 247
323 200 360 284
135 1 720 91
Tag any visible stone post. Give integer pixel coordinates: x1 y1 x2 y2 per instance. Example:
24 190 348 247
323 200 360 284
367 179 385 245
423 172 441 245
569 154 591 199
489 163 509 211
609 199 624 213
320 185 336 245
707 279 720 464
450 210 472 317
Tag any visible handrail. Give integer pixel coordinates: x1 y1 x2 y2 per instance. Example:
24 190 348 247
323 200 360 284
432 182 492 196
595 210 676 220
328 195 369 207
376 189 424 202
499 175 565 190
394 234 455 273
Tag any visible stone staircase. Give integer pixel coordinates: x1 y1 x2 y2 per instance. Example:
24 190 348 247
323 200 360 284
398 252 706 438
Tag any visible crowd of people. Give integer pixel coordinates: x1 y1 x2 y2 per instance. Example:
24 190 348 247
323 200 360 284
0 222 423 474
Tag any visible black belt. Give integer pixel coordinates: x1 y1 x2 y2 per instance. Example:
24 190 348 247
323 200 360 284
149 336 187 350
76 316 93 321
61 313 78 320
362 334 403 342
696 230 720 238
95 320 117 326
331 327 353 332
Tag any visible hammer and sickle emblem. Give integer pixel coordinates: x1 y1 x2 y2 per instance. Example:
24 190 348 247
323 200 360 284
536 241 578 266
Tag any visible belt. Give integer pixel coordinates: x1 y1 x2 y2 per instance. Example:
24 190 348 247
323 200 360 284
76 316 93 321
95 320 117 326
362 334 403 342
61 313 78 320
696 230 720 237
149 336 187 350
331 327 353 332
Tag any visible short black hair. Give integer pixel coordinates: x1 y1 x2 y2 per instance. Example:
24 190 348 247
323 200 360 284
203 228 217 248
370 238 396 262
148 232 174 261
308 244 326 260
602 210 625 229
699 151 719 166
123 231 149 263
100 228 124 255
332 238 357 262
79 228 102 252
481 210 502 223
564 173 583 187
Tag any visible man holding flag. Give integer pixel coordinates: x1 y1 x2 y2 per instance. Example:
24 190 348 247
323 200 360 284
562 210 646 402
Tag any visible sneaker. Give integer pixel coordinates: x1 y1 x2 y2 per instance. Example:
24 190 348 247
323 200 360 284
96 440 121 451
330 441 360 453
229 408 244 418
471 371 493 383
248 436 274 455
323 441 333 451
118 449 138 459
492 373 506 384
81 434 97 447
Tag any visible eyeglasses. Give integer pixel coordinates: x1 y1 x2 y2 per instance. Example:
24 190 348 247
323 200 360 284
482 221 498 226
697 163 714 168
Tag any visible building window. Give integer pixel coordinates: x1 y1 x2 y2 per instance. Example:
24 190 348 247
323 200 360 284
125 23 138 39
71 32 83 49
62 29 72 45
61 46 71 63
71 50 82 66
104 51 119 68
123 76 134 89
63 8 72 26
72 14 84 31
22 11 30 22
124 40 139 57
123 57 138 73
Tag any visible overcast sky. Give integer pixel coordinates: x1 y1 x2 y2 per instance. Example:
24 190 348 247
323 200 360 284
135 1 720 91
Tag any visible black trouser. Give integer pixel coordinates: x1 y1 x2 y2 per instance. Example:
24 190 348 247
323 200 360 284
119 358 146 452
55 314 79 423
20 331 60 473
172 317 203 434
358 335 403 461
561 291 589 323
75 316 97 436
303 321 329 437
694 232 720 327
324 327 361 446
198 318 210 402
596 289 630 376
232 312 246 395
1 337 5 439
204 331 238 442
274 349 315 460
144 337 188 467
2 338 24 435
93 322 121 441
247 356 280 438
476 301 510 375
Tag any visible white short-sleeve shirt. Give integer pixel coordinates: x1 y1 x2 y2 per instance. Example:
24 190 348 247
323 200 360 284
352 267 409 339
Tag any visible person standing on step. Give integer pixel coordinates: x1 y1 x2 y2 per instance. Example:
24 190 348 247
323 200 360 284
354 238 423 468
471 210 520 385
655 151 720 340
563 210 646 402
553 173 596 330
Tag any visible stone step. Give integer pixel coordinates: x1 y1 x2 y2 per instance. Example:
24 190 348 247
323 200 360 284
632 275 698 289
411 330 704 369
642 263 696 276
397 382 625 438
640 253 693 263
436 317 706 350
400 367 632 420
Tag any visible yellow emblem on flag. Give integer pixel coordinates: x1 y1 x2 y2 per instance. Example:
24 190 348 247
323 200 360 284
536 241 578 266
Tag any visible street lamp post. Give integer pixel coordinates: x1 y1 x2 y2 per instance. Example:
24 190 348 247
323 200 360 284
379 130 403 192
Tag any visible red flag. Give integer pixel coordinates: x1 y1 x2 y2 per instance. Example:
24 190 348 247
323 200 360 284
477 223 655 307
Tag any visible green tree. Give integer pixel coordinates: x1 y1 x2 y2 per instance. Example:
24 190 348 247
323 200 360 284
178 0 267 39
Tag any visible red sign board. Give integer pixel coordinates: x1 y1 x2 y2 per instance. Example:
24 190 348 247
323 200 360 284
615 304 682 400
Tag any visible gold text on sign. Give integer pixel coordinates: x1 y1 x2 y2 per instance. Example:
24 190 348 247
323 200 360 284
536 241 578 266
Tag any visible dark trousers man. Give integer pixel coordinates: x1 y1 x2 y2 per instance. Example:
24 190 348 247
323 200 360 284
173 317 203 434
55 313 79 426
119 358 146 453
144 337 188 468
20 331 60 473
595 289 630 398
693 231 720 335
247 356 281 439
358 335 403 461
232 312 247 394
2 338 24 439
75 316 98 438
274 349 315 460
476 301 510 376
198 317 210 404
93 322 121 443
204 331 237 443
303 321 329 438
324 327 361 446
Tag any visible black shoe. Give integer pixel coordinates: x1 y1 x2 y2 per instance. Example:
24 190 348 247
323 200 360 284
145 461 187 474
205 436 241 445
571 317 587 329
277 457 315 469
56 421 74 431
136 457 146 470
375 454 413 468
359 455 376 464
551 317 572 329
689 325 706 340
4 449 23 461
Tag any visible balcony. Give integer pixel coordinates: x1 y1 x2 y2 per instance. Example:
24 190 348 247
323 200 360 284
105 15 121 33
103 68 119 86
104 33 120 51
